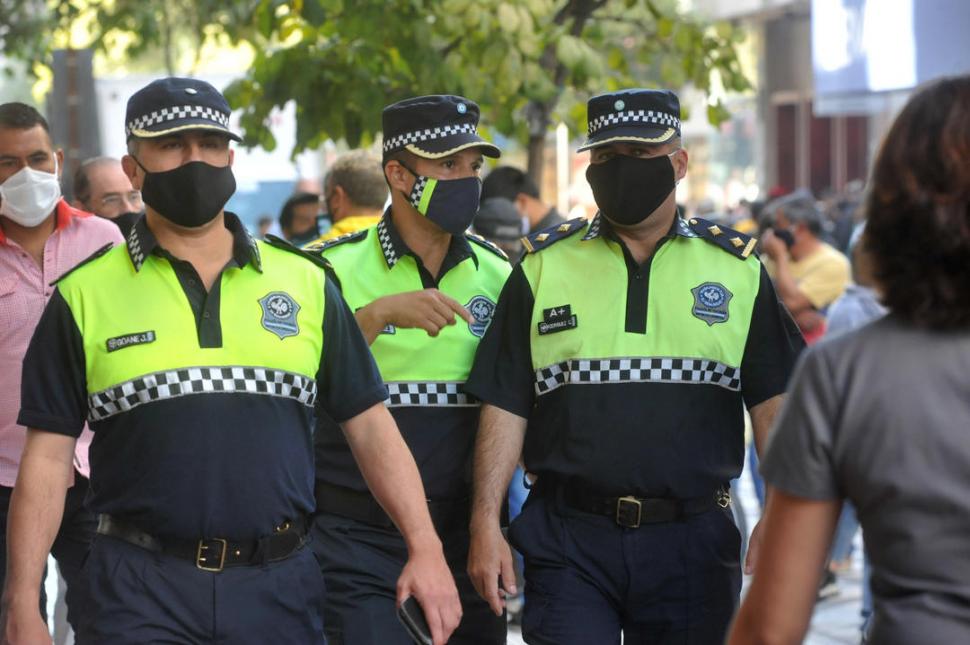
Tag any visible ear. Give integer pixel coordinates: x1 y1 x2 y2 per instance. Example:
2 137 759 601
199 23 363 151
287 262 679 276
672 149 688 182
121 155 142 189
228 148 235 167
384 160 413 194
55 149 65 177
330 184 347 210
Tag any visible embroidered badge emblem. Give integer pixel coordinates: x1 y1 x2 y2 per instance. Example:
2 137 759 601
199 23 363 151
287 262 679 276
259 292 301 339
105 330 156 353
691 282 733 326
538 304 578 335
465 295 496 338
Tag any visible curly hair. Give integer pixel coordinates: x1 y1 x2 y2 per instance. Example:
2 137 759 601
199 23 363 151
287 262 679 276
864 75 970 330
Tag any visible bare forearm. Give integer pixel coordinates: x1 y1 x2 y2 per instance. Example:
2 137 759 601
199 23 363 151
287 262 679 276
1 433 74 606
470 404 527 529
750 394 784 457
749 395 785 504
341 404 441 553
354 303 385 346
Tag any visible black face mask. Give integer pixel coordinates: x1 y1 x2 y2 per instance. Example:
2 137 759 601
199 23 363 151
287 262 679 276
772 227 796 248
585 153 676 226
136 159 236 228
110 211 142 237
402 165 482 235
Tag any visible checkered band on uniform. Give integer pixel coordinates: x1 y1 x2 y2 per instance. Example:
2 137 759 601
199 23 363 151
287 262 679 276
382 123 478 152
408 176 430 210
125 105 231 138
587 110 680 135
582 214 603 241
534 357 741 396
126 225 146 270
376 216 399 267
87 366 317 421
385 382 475 407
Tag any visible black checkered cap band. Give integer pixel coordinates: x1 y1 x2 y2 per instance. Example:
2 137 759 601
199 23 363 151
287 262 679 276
125 105 231 138
534 357 741 396
588 110 680 135
385 382 475 407
383 123 478 152
88 366 317 421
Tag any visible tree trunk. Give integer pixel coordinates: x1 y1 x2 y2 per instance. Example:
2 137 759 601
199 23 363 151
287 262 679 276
525 99 551 188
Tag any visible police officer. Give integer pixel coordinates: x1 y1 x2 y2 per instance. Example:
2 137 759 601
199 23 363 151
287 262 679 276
465 89 805 644
304 95 510 644
0 78 460 645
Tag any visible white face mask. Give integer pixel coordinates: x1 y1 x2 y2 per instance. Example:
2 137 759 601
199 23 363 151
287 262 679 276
0 157 62 228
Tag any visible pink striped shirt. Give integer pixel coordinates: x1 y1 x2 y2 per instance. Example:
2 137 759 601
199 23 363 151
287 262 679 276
0 200 124 487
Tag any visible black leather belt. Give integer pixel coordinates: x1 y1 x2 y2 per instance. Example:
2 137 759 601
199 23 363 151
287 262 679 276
96 514 307 572
314 480 470 534
560 481 731 528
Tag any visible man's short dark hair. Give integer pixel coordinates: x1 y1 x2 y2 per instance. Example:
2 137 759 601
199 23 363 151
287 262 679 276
482 166 539 202
279 192 320 230
73 157 116 206
324 151 388 211
0 102 50 134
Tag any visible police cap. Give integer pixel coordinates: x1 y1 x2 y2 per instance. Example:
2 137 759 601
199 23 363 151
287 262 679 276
381 95 500 161
578 89 681 152
125 77 241 142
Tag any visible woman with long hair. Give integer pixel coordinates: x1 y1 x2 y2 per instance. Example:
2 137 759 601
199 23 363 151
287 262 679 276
728 75 970 644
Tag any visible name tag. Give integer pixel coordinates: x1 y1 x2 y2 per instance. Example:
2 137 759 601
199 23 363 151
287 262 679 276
538 305 578 335
106 331 156 352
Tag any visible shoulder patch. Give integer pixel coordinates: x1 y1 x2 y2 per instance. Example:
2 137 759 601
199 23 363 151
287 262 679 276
50 242 115 286
302 228 369 255
466 233 509 261
263 234 334 272
688 217 758 260
522 218 588 254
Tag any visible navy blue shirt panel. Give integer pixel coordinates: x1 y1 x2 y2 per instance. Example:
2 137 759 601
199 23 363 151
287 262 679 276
18 261 385 540
465 259 804 497
315 405 479 500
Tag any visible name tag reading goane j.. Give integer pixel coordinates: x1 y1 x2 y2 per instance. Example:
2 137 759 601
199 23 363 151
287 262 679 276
106 330 157 352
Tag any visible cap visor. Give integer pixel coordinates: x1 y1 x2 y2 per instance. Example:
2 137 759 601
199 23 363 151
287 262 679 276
577 126 676 152
405 134 501 159
129 121 242 142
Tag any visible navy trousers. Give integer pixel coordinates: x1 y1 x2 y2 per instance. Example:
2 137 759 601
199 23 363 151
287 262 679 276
0 474 95 629
75 535 327 644
508 491 742 645
310 512 506 645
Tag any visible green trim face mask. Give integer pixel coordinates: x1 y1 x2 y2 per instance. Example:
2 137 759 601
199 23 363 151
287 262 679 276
404 168 482 235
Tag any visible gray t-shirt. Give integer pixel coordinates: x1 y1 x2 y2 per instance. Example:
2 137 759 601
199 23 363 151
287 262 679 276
762 315 970 644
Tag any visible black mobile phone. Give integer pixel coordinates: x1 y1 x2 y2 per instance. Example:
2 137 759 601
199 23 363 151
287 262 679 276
397 595 433 645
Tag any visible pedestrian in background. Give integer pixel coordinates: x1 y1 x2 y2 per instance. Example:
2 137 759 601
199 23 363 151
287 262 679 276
0 102 123 635
730 74 970 645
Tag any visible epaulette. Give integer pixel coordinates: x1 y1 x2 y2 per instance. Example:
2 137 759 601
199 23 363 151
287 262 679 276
264 234 335 272
521 218 587 254
466 233 509 261
50 242 115 286
687 217 758 260
302 228 369 255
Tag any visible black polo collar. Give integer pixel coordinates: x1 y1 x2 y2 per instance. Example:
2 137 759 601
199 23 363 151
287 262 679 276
376 208 477 270
126 212 262 272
